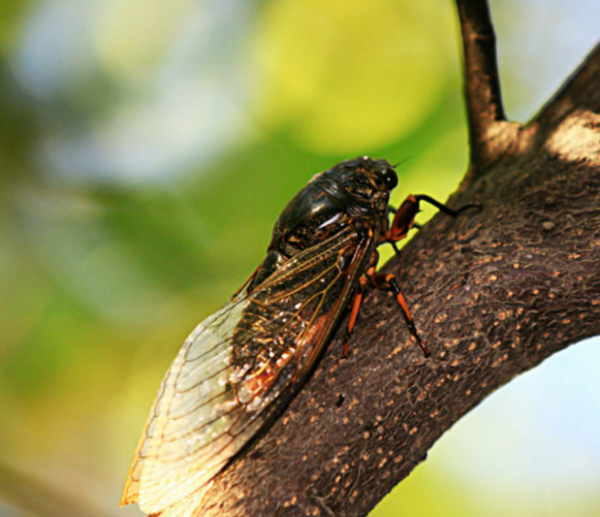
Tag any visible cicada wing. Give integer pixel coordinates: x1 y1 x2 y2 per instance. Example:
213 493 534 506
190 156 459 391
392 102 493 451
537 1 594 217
122 227 370 516
121 291 271 514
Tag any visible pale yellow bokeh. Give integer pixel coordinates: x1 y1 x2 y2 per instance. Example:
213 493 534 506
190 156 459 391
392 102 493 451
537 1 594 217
252 0 457 153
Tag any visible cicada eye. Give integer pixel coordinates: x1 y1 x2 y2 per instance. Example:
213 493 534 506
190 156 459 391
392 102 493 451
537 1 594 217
381 167 398 190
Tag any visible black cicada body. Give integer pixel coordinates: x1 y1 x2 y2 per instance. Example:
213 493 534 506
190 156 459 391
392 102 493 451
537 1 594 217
122 156 472 517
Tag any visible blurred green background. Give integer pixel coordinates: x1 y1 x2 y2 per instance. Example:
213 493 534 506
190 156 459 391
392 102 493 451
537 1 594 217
0 0 598 516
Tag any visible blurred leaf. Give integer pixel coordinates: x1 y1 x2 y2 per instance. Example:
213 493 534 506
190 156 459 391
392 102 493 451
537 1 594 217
252 0 458 152
0 0 35 53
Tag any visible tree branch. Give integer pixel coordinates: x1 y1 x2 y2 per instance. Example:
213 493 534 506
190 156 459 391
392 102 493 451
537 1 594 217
456 0 521 177
167 4 600 517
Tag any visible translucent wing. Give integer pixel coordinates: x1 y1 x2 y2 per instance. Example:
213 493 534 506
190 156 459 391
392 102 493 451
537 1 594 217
121 292 254 513
121 226 371 516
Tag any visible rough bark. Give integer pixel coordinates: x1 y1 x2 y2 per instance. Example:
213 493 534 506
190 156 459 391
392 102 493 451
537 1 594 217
190 1 600 516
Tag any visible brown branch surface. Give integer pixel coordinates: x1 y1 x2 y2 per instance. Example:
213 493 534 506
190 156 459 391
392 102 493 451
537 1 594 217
154 4 600 517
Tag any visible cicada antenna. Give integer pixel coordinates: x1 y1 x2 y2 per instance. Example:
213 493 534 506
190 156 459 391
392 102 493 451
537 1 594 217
391 157 411 169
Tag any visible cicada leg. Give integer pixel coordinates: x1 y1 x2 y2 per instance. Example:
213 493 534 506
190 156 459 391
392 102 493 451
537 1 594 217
386 195 420 242
338 232 375 357
376 194 478 355
342 275 368 357
366 266 430 357
342 193 478 357
386 194 479 245
342 247 430 358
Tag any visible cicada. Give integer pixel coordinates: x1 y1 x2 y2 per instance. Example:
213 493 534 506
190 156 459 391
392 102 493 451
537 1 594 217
121 156 473 517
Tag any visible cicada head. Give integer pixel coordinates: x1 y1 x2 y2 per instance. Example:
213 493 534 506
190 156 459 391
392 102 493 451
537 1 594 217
315 155 398 220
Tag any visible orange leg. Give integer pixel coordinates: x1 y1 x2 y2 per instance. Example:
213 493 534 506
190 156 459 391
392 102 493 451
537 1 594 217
385 194 479 245
367 268 430 356
386 195 420 242
342 275 368 357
